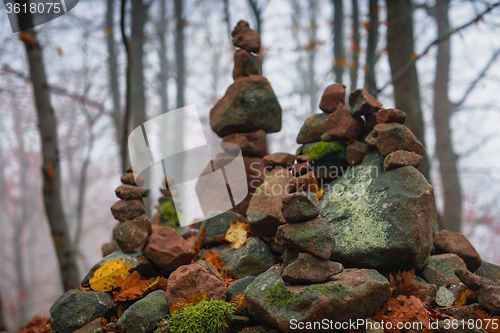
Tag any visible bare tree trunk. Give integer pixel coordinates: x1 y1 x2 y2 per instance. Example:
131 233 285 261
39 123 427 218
106 0 122 150
307 0 319 113
247 0 263 35
433 0 462 232
0 289 6 331
333 0 344 83
222 0 232 40
157 0 169 114
350 0 359 92
120 0 132 172
174 0 185 186
385 0 430 181
16 4 80 291
364 0 378 96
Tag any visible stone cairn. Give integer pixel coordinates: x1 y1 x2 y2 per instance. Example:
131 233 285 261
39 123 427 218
196 20 282 216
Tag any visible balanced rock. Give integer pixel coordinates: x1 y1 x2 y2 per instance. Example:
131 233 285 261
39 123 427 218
276 217 336 260
166 262 226 304
349 88 382 117
319 83 346 113
222 129 268 157
281 252 343 284
245 267 391 333
263 152 296 168
319 152 436 270
233 49 262 79
247 167 294 237
325 104 365 141
142 227 195 274
199 211 247 247
210 76 281 137
113 216 151 253
231 20 260 53
434 229 482 271
384 150 423 171
116 290 168 333
370 123 425 156
281 191 320 223
49 290 113 333
296 141 347 179
296 113 328 144
346 141 373 166
110 199 146 222
115 184 149 200
287 171 317 194
374 108 406 124
120 172 145 186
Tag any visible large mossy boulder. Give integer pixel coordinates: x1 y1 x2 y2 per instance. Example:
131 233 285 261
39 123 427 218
319 152 436 271
296 141 347 180
245 267 391 333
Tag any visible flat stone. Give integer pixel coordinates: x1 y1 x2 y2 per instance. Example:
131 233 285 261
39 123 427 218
346 141 373 166
116 290 168 333
425 254 467 283
286 171 317 193
320 152 437 270
233 49 262 79
120 172 144 186
210 76 281 137
245 267 391 333
113 216 152 252
226 276 256 301
374 108 406 124
384 150 423 171
434 229 482 272
281 191 320 223
115 184 149 200
296 141 347 180
222 129 268 158
371 123 425 156
476 261 500 285
142 227 195 274
110 199 146 222
247 168 293 237
319 83 346 113
275 217 336 260
348 88 382 117
281 252 343 284
263 152 296 169
296 113 328 144
325 104 365 141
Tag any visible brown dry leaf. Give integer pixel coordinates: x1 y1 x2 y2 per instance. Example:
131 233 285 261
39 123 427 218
453 288 478 307
170 292 212 314
371 295 431 332
475 309 500 333
113 271 156 302
390 269 425 298
17 315 50 333
225 221 249 249
192 227 206 258
202 250 224 271
229 294 248 314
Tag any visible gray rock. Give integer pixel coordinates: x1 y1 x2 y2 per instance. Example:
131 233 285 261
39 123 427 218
275 217 336 260
281 252 343 284
281 191 320 223
226 276 256 300
296 141 347 180
81 251 140 286
476 261 500 285
245 267 391 333
425 254 467 283
296 113 328 145
319 152 437 270
116 290 168 333
210 76 282 137
199 211 247 247
49 290 113 333
113 217 151 253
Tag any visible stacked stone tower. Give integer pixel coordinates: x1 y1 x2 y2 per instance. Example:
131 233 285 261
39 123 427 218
196 20 283 216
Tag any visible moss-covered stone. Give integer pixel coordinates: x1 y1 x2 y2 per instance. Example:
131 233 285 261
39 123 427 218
296 141 347 179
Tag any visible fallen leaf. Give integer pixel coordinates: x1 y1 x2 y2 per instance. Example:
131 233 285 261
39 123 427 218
225 221 249 250
18 316 51 333
453 288 478 307
89 259 132 292
192 227 206 258
170 292 211 314
475 309 500 333
390 269 424 298
113 271 155 302
229 294 247 314
435 286 455 309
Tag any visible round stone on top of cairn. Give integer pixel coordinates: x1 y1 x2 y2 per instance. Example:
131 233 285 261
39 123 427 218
231 20 261 54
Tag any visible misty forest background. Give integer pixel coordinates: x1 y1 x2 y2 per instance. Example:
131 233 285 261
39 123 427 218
1 0 500 330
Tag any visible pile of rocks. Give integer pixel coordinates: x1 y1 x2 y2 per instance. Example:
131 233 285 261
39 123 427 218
196 20 282 216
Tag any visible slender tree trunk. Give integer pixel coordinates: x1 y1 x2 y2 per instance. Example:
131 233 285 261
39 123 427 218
157 0 169 114
333 0 344 83
174 0 185 186
0 289 6 331
433 0 462 232
16 4 80 291
222 0 232 40
350 0 359 92
307 0 319 113
385 0 430 181
106 0 122 151
120 0 132 171
364 0 378 96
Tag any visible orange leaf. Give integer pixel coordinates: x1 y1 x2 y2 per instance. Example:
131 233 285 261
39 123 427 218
18 316 50 333
192 227 206 258
113 271 155 302
169 292 211 314
229 294 248 314
390 269 425 298
475 309 500 333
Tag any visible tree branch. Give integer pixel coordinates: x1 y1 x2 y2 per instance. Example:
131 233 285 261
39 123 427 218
378 1 500 94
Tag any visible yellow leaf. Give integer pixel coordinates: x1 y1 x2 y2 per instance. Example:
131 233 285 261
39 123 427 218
225 221 249 250
453 288 478 307
89 259 132 292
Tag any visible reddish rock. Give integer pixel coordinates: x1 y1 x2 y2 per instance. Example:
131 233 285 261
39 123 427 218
233 49 262 79
371 123 425 156
231 20 261 53
281 253 343 284
281 191 320 223
296 155 310 163
444 303 482 321
319 84 346 113
478 285 500 315
291 162 312 176
320 132 334 141
222 129 268 157
110 199 146 222
113 216 152 252
434 230 482 271
375 108 406 124
348 88 382 116
115 185 149 200
296 113 328 144
325 104 364 141
263 152 296 169
142 227 195 274
455 268 494 290
384 150 423 171
120 172 145 186
346 141 373 166
166 262 226 304
286 171 317 193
